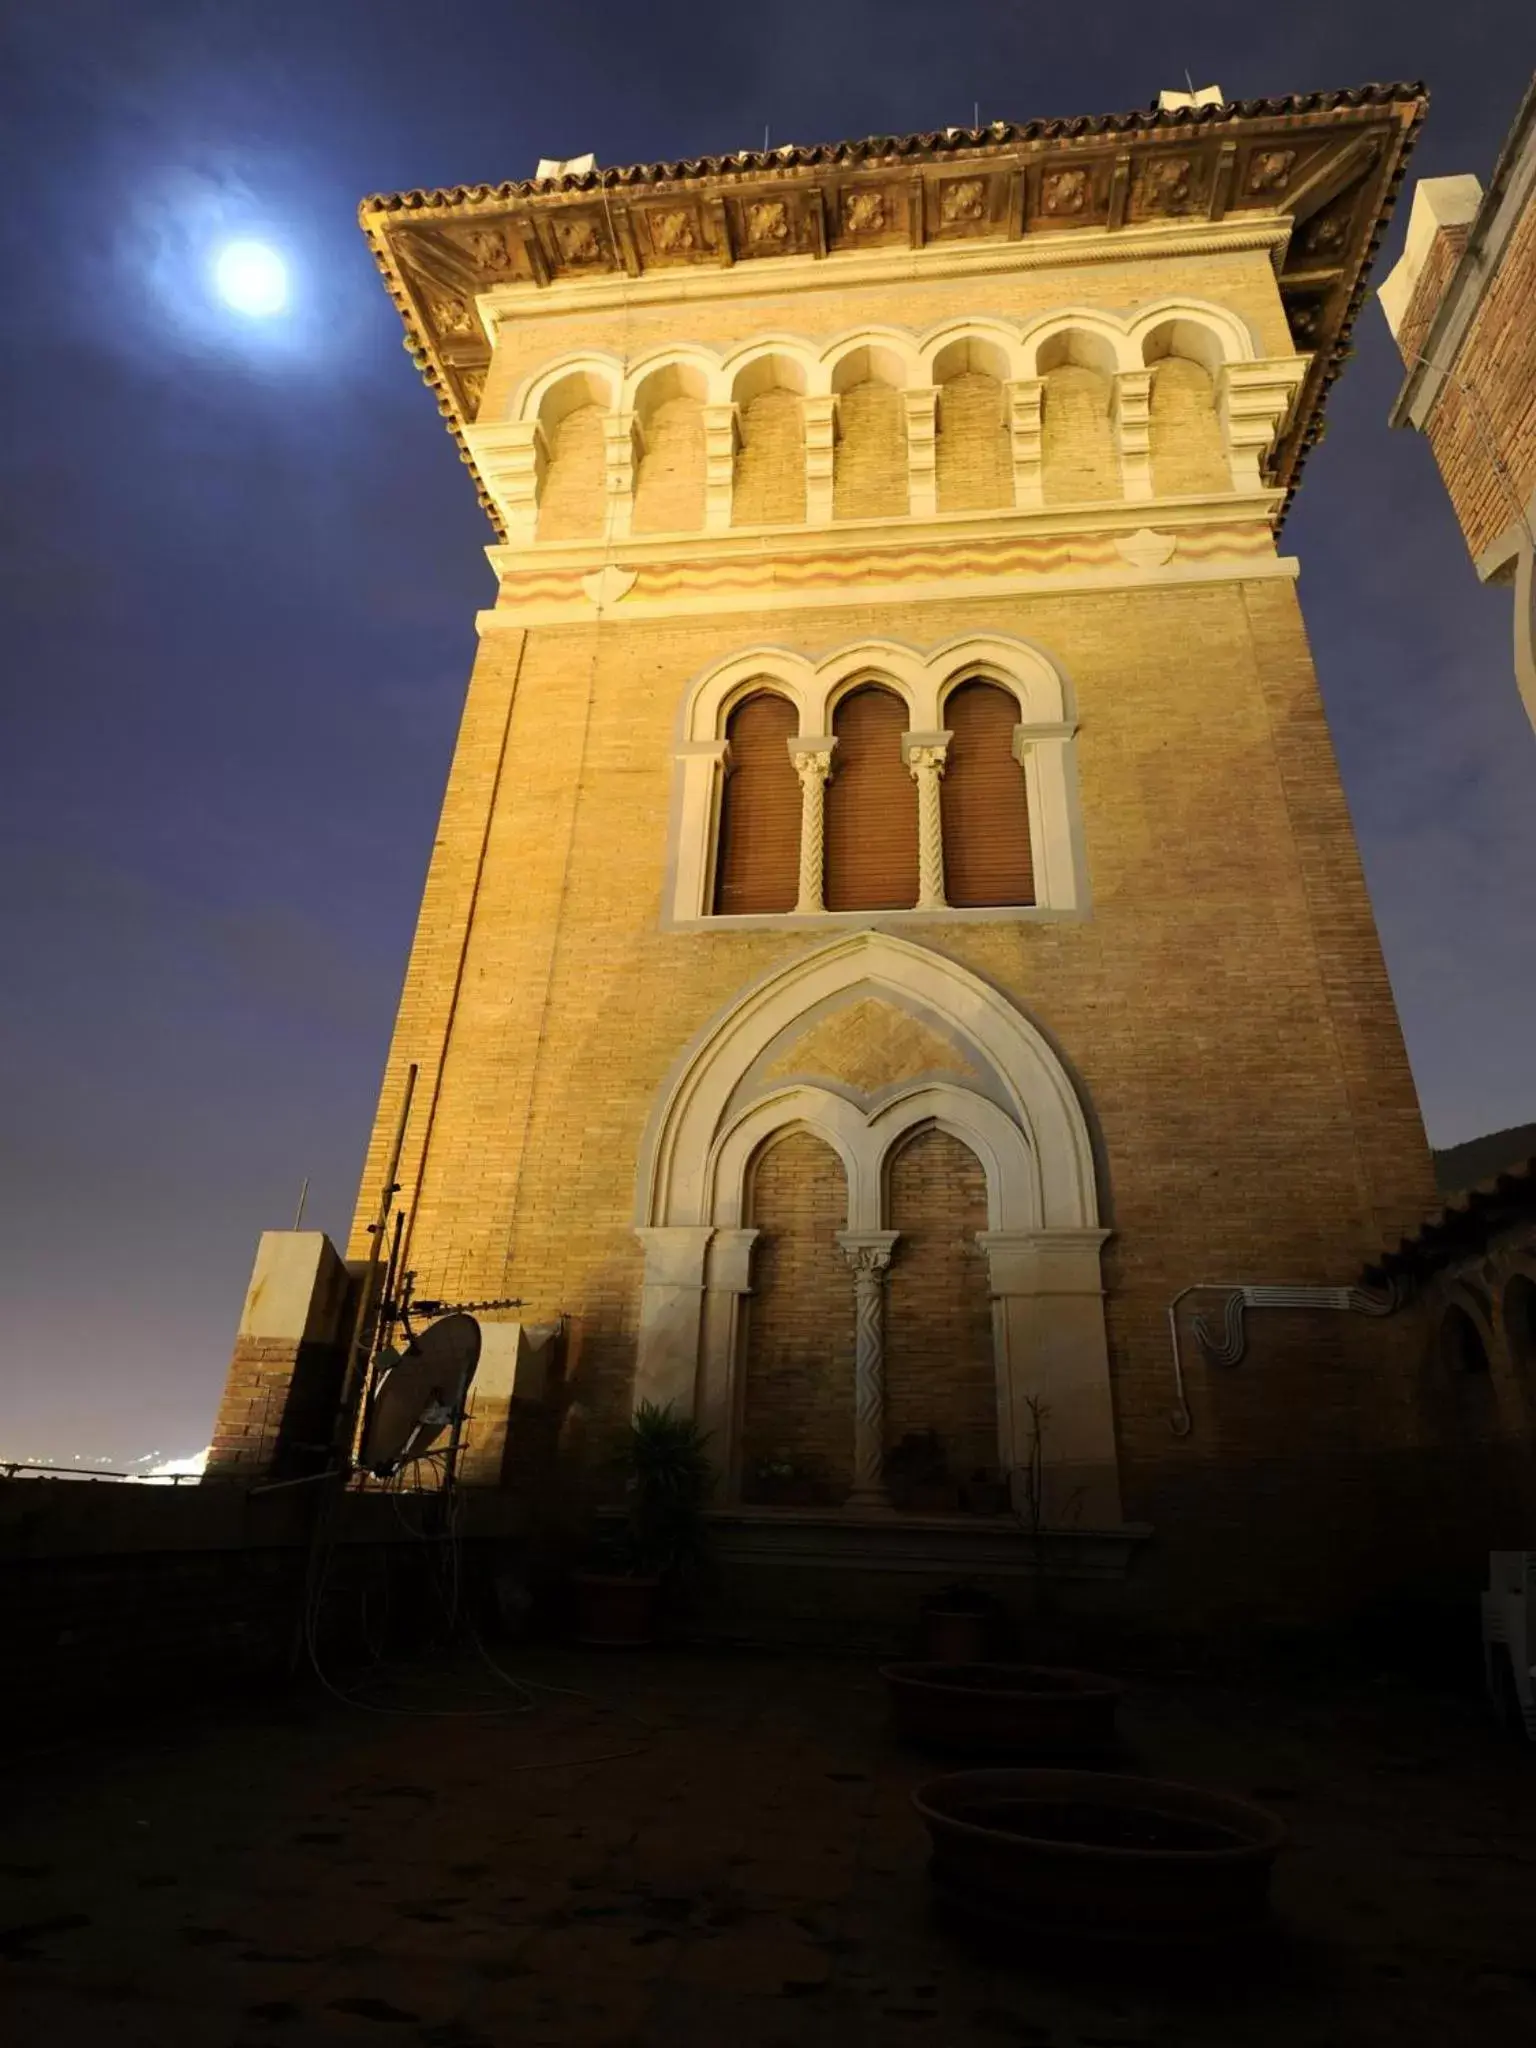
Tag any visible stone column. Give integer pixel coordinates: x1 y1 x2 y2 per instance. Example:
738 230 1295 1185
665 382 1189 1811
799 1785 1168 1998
788 738 835 914
803 394 839 526
702 402 740 531
903 385 939 518
978 1228 1120 1527
1111 370 1154 501
1004 377 1045 509
837 1232 899 1510
902 731 950 911
633 1226 715 1415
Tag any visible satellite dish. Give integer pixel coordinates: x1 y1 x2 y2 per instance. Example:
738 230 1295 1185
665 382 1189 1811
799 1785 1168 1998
359 1314 481 1477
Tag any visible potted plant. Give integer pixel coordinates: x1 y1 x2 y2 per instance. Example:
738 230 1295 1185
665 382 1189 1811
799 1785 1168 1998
573 1401 713 1646
750 1452 820 1507
921 1578 1003 1662
885 1429 956 1512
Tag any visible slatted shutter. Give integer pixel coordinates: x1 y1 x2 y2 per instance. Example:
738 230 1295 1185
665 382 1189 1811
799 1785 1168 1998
825 686 919 911
940 680 1034 907
713 693 800 915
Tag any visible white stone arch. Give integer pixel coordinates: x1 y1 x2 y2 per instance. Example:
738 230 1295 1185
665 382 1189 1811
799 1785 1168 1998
722 337 814 405
820 327 924 394
680 646 820 743
928 632 1073 728
622 345 720 415
817 649 924 732
871 1087 1041 1233
1019 310 1133 380
631 931 1118 1519
919 318 1028 386
1129 296 1255 372
513 352 625 428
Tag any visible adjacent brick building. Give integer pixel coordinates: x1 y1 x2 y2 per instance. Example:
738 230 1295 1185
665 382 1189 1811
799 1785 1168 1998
1380 73 1536 733
210 83 1511 1626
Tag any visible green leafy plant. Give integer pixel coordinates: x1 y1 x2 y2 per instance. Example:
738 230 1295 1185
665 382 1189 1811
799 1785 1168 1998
607 1400 714 1584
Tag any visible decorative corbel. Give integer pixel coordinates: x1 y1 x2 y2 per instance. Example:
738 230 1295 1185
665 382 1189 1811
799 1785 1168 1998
462 418 547 545
1216 356 1310 492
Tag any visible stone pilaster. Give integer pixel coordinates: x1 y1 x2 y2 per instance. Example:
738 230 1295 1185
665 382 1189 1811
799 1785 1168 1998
1111 369 1155 501
701 402 740 531
788 737 835 914
902 731 950 911
1217 357 1309 491
601 410 641 539
903 386 939 518
633 1226 715 1415
699 1227 759 1496
837 1231 900 1509
978 1228 1119 1527
1005 377 1046 509
802 394 839 526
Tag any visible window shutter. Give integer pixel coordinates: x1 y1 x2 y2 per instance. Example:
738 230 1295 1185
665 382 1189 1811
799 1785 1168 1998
713 693 800 915
940 681 1034 907
825 686 919 911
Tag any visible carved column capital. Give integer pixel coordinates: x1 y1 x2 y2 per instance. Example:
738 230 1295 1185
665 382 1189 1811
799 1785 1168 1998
837 1230 899 1276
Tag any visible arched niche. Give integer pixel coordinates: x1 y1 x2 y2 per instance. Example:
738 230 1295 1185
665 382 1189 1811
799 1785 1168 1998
631 933 1119 1522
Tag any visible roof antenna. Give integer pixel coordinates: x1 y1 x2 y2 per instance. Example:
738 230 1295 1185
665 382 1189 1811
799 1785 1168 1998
1185 67 1195 95
763 123 770 153
973 100 980 130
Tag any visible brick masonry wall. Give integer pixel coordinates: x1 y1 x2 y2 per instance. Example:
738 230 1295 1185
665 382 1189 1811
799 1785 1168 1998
884 1127 996 1483
731 389 806 526
935 371 1011 512
1149 358 1230 496
1395 221 1472 374
832 378 908 520
537 403 607 541
1414 201 1536 561
633 394 706 533
207 1337 345 1480
1042 365 1120 504
739 1129 855 1501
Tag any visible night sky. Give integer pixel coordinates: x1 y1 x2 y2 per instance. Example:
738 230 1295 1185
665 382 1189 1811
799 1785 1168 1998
3 2 1534 1469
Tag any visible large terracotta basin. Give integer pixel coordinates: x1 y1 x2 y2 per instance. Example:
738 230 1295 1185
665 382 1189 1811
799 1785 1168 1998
914 1768 1287 1940
882 1662 1123 1756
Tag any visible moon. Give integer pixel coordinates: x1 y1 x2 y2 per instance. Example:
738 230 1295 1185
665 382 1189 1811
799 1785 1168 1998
212 240 289 317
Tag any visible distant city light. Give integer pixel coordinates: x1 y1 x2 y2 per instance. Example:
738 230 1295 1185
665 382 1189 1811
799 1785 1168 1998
212 239 289 317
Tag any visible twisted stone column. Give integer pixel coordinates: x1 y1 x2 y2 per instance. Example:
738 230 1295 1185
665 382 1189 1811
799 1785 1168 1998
904 738 949 911
789 742 834 915
837 1232 899 1510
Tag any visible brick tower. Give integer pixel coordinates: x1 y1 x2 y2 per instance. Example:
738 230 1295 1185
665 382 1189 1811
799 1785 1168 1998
221 85 1446 1621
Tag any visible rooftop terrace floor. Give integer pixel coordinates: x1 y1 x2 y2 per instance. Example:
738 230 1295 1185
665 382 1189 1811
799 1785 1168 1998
3 1645 1535 2046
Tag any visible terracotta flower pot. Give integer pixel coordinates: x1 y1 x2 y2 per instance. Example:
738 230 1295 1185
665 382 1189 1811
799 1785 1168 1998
572 1572 660 1646
922 1609 993 1664
884 1662 1121 1756
913 1767 1287 1941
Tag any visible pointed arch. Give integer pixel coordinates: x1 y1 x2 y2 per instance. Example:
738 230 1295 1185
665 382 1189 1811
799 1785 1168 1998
635 931 1097 1232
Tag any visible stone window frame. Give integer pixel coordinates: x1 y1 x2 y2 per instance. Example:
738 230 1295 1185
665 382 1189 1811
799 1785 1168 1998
664 632 1088 930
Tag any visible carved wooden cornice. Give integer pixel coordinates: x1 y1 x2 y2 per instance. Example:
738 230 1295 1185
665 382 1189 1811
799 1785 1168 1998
358 84 1426 538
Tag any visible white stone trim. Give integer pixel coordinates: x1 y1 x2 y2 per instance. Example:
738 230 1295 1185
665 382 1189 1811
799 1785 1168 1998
629 931 1117 1511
